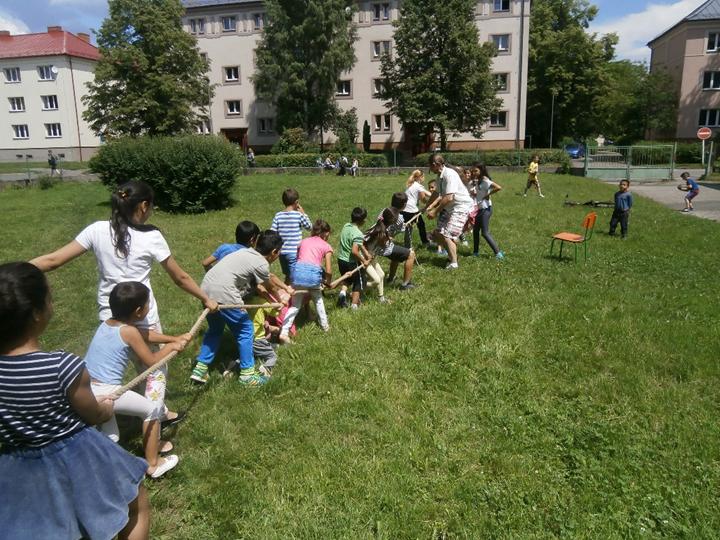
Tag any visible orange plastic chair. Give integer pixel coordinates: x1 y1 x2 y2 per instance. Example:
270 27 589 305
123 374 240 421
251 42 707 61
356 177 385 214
550 211 597 262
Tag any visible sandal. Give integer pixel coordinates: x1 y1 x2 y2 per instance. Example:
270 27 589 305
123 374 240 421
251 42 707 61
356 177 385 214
159 440 173 453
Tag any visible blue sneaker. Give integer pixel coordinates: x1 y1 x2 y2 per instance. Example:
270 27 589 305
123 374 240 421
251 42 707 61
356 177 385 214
496 251 505 260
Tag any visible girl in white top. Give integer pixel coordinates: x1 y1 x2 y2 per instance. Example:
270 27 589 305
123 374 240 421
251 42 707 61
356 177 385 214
469 164 504 259
31 180 218 423
403 169 432 247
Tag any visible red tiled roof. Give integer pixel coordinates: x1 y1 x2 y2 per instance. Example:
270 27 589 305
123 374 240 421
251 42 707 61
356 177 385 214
0 30 99 61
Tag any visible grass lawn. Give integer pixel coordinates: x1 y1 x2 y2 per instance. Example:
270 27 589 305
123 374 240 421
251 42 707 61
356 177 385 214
2 173 719 538
0 161 87 173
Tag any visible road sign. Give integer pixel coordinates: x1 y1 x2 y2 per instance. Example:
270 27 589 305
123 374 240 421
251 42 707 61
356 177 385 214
697 127 712 140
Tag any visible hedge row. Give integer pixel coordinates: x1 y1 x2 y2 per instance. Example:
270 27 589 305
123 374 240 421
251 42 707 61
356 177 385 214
89 135 243 214
253 153 388 167
414 149 571 172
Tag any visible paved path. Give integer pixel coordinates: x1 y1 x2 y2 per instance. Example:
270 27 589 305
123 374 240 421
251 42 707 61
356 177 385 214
621 181 720 222
0 168 93 184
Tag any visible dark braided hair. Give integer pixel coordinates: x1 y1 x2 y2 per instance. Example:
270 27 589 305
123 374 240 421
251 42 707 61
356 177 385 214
0 262 50 350
110 181 158 258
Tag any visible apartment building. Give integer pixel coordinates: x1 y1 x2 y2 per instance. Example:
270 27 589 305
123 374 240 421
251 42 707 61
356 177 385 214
648 0 720 139
0 26 101 162
182 0 530 152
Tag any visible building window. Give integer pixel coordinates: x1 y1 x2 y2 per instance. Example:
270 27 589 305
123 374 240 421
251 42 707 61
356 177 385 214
45 123 62 138
12 124 29 139
703 71 720 89
189 18 205 35
491 34 510 53
258 118 275 134
494 0 510 11
41 95 59 110
494 73 509 92
253 13 267 30
8 97 25 112
222 16 237 32
372 3 390 21
196 119 211 134
372 40 391 59
373 114 391 132
372 78 385 97
707 33 720 52
224 66 240 83
336 80 352 97
699 108 720 126
226 100 242 116
4 67 21 83
489 111 508 127
38 65 57 81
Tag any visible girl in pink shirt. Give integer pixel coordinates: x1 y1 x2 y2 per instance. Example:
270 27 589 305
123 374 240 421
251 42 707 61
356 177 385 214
280 220 333 337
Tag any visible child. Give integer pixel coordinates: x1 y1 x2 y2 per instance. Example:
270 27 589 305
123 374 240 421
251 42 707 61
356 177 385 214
680 172 699 212
524 154 544 198
403 170 432 248
271 188 312 283
85 282 189 478
201 220 260 270
376 193 417 289
0 262 150 539
609 179 633 238
191 230 285 386
279 219 334 338
364 208 411 303
239 297 281 377
337 207 372 309
426 179 446 255
470 164 505 259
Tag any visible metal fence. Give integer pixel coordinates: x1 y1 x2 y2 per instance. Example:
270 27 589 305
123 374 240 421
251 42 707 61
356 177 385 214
584 145 675 181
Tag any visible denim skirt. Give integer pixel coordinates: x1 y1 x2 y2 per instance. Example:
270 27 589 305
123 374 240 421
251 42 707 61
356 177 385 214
292 262 323 288
0 427 147 540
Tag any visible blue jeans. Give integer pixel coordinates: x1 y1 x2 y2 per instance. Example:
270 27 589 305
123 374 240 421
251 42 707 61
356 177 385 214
279 253 297 282
197 308 254 370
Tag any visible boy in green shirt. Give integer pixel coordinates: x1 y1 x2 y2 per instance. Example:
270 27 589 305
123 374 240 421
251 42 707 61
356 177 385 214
337 207 371 309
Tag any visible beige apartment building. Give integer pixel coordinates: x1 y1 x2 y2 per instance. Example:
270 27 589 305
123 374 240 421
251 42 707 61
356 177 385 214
0 27 101 162
183 0 530 152
648 0 720 140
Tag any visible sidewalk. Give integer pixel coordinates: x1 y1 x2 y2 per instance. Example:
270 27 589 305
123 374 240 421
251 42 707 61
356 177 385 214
0 168 94 184
623 181 720 222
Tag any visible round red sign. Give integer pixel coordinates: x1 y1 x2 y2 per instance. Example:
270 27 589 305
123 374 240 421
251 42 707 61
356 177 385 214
697 127 712 140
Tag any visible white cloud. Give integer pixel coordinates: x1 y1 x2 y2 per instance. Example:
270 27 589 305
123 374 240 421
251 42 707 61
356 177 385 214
0 8 30 35
589 0 706 61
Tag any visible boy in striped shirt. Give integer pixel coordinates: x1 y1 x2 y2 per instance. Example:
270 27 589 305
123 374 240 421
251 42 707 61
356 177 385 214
271 188 312 283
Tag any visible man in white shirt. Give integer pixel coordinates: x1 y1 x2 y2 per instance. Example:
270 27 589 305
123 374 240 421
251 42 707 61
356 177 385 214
426 154 474 269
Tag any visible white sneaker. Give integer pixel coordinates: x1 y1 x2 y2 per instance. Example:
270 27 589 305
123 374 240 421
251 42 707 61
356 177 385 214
539 194 545 198
149 454 179 479
445 262 459 270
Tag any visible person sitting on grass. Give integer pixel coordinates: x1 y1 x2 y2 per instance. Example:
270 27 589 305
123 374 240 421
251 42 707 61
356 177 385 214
337 207 372 309
680 172 699 213
85 282 190 478
609 179 633 238
201 220 260 271
191 230 286 386
0 262 150 540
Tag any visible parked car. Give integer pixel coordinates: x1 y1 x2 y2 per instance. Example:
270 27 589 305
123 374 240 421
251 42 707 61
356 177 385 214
564 143 585 159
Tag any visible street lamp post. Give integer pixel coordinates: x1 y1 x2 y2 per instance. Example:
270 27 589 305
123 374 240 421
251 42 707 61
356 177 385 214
549 89 558 149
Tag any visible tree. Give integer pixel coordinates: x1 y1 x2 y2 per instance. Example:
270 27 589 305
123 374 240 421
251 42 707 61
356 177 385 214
380 0 500 151
527 0 616 146
83 0 211 137
332 107 359 153
253 1 357 139
362 120 371 152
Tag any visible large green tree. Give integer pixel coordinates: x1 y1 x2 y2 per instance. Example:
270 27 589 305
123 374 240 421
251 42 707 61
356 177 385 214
527 0 616 146
380 0 500 150
83 0 211 138
253 0 357 139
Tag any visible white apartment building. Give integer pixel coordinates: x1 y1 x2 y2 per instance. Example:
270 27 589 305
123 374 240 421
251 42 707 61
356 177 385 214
183 0 530 153
0 26 101 162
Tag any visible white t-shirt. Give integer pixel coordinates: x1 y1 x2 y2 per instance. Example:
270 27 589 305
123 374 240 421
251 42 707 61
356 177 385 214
404 182 431 213
475 177 494 210
439 166 473 213
75 221 171 326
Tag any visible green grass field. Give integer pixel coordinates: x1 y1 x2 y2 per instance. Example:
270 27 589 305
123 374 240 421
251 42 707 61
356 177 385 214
2 173 719 538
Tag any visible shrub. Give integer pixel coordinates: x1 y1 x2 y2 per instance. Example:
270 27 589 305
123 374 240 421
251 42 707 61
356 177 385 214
674 142 702 164
89 135 243 213
271 127 314 154
414 149 571 173
36 175 58 190
253 153 388 167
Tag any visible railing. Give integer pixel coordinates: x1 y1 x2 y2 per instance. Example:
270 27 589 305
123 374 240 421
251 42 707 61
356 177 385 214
584 145 675 181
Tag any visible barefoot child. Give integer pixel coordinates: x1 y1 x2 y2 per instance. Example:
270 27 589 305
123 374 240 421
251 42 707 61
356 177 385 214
337 208 372 309
85 281 190 478
523 154 544 198
280 219 334 338
0 262 150 540
191 230 285 386
271 188 312 283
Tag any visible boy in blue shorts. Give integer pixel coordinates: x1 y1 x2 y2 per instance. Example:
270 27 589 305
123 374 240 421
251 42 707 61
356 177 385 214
680 172 700 212
201 220 260 270
271 188 312 282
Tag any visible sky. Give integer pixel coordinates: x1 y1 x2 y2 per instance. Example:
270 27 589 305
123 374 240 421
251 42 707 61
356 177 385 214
0 0 710 62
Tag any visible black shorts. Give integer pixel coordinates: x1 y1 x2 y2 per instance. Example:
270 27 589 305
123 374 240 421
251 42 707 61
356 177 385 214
386 245 411 263
338 259 365 292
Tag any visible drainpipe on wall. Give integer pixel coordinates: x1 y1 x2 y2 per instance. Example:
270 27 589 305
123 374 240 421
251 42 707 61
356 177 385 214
68 56 83 162
515 0 527 156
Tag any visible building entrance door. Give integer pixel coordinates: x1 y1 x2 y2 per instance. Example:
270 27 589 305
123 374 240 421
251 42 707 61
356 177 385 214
220 128 248 149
